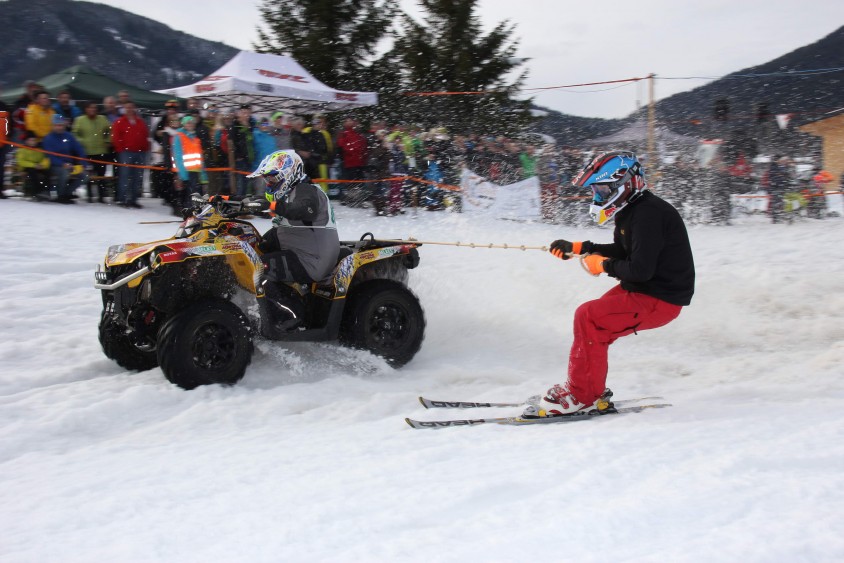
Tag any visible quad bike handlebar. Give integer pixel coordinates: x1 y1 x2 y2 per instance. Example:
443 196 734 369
188 194 270 218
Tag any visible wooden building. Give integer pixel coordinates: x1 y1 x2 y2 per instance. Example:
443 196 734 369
799 108 844 189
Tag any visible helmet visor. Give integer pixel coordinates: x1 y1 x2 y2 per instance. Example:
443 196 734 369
591 183 614 203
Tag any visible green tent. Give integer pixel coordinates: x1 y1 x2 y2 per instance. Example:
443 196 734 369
0 65 181 110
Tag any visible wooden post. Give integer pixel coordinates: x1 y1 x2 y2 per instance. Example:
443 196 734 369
647 73 656 170
227 138 236 196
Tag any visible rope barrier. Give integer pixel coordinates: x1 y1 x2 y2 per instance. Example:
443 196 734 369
406 76 646 96
403 66 844 97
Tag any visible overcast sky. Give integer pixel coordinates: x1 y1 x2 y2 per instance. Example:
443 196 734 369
99 0 843 119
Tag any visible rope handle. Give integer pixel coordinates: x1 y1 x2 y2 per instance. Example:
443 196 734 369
579 254 602 277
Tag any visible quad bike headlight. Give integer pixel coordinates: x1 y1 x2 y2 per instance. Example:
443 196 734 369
148 250 160 271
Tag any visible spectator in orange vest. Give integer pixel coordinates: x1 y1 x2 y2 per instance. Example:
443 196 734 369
171 115 208 211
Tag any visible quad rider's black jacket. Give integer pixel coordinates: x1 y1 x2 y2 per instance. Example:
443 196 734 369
583 190 695 306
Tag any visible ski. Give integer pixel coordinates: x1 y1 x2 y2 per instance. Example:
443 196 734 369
418 395 663 409
419 396 541 409
405 403 672 429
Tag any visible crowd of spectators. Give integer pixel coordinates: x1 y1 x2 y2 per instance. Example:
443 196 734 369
0 81 552 216
4 82 837 224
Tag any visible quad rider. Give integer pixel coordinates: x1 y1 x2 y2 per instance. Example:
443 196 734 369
538 151 695 416
246 150 340 333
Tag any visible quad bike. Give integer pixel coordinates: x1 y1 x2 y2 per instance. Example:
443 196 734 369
94 196 425 389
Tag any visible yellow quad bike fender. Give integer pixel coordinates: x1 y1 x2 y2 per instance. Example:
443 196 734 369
97 221 264 294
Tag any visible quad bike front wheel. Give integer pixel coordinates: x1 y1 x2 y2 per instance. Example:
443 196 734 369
157 299 253 389
99 311 159 372
340 280 425 367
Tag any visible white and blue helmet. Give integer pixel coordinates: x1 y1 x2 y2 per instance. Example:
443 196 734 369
572 150 646 225
247 150 306 201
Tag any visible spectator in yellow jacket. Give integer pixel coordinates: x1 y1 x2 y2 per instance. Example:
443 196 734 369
16 131 50 198
24 91 56 141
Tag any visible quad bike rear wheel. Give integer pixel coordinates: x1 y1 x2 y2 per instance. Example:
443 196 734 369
99 311 159 371
340 280 425 367
157 299 253 389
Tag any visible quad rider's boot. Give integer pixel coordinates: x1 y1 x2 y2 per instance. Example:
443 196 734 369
258 278 304 338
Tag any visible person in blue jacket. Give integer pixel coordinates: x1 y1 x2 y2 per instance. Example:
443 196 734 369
252 118 279 197
40 114 87 203
52 90 82 126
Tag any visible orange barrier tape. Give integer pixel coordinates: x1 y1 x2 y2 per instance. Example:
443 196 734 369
1 139 464 191
2 139 186 172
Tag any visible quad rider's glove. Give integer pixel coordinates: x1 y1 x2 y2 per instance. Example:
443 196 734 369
268 198 287 217
71 164 84 176
550 239 587 260
581 254 608 277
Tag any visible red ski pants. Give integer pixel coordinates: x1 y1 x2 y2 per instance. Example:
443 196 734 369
566 285 683 405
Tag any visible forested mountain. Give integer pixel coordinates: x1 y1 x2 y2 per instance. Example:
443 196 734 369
0 0 237 90
535 25 844 145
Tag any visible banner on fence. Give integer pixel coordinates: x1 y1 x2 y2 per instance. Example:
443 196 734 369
731 191 844 216
460 168 541 220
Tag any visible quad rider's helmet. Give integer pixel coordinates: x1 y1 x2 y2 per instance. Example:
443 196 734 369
247 150 306 202
571 150 646 225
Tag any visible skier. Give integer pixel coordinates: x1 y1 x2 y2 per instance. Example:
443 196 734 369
538 151 695 416
246 150 340 333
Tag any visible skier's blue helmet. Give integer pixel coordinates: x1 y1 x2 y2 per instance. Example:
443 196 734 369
572 150 646 225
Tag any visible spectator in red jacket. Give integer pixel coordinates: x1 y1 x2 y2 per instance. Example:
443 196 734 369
336 118 368 202
111 101 150 208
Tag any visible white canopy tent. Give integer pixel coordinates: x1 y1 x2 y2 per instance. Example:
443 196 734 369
155 51 378 114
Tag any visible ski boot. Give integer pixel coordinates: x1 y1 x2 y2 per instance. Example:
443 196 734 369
522 387 616 418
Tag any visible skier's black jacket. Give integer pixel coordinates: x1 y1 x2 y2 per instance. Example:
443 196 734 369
583 190 695 306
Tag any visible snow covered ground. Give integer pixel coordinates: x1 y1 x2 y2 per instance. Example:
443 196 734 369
1 196 843 562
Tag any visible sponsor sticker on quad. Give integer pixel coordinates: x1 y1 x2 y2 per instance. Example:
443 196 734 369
189 245 217 256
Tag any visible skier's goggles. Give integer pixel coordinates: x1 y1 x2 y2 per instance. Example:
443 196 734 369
591 183 614 203
590 167 638 202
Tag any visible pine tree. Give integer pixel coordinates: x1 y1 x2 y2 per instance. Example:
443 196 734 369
391 0 532 135
254 0 398 92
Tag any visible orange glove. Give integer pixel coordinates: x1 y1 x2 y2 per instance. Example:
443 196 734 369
581 254 608 276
